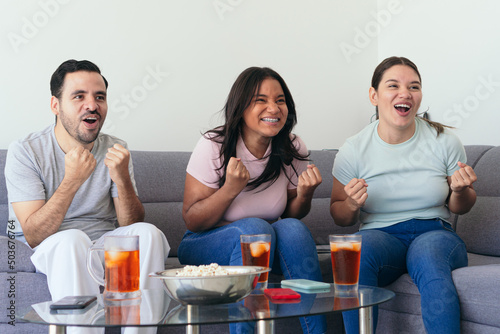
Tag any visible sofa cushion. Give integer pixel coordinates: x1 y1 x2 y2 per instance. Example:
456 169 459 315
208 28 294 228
143 202 186 257
0 204 8 238
467 252 500 266
0 237 36 272
302 198 360 246
455 197 500 257
308 149 338 199
463 145 494 169
380 265 500 331
0 272 51 324
470 146 500 197
452 264 500 328
0 149 8 236
131 151 190 203
377 309 425 334
379 274 422 315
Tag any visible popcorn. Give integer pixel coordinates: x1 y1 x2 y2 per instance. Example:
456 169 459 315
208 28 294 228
175 263 229 277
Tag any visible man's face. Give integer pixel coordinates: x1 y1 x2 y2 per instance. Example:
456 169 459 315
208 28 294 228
52 71 108 145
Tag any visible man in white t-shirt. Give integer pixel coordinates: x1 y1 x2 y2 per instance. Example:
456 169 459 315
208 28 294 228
5 60 170 311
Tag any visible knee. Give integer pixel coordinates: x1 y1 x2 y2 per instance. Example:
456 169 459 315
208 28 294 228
273 218 313 243
408 231 467 268
274 218 309 233
126 223 164 240
357 230 396 260
124 223 170 253
231 218 274 236
44 229 92 253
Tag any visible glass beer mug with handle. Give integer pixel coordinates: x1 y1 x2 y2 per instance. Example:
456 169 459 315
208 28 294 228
87 235 141 300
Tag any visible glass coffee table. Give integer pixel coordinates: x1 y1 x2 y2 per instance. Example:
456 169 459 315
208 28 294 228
18 284 394 334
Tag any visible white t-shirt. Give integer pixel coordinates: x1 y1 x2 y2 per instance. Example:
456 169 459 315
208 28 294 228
186 134 308 223
333 117 466 230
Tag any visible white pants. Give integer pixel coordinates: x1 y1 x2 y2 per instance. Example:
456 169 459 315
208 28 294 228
31 223 170 334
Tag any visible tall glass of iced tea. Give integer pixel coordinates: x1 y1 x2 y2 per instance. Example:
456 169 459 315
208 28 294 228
240 234 271 286
87 235 141 300
329 234 362 295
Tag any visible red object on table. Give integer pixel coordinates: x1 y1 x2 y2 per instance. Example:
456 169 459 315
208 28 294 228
264 288 301 300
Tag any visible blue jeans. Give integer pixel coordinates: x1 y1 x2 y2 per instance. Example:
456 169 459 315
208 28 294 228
178 217 327 334
343 218 468 334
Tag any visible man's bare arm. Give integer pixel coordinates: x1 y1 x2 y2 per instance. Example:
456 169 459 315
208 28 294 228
106 144 144 225
13 147 96 248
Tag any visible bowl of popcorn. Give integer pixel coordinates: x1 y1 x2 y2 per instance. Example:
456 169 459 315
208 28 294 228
149 263 270 305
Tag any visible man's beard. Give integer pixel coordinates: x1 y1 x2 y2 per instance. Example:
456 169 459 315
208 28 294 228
59 109 102 144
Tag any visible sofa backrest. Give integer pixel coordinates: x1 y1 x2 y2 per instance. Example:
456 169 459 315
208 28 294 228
1 145 499 258
302 150 360 244
130 150 191 257
454 146 500 257
0 150 7 236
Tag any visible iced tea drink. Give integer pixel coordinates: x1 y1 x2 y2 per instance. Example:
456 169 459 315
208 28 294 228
87 235 141 300
104 249 140 293
329 234 362 295
240 234 271 283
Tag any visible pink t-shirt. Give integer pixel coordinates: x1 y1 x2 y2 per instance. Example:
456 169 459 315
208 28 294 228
186 134 309 222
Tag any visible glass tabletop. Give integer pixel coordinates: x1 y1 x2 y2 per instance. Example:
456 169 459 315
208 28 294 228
18 284 394 328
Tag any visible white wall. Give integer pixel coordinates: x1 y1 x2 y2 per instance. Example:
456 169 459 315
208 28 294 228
377 0 500 145
1 1 498 152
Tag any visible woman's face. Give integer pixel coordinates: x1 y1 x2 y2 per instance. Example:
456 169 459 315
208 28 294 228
241 78 288 144
369 65 422 137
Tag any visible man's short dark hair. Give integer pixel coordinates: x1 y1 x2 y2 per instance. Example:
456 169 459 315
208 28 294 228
50 59 108 99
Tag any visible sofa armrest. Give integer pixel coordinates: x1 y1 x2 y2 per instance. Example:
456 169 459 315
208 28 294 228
0 236 36 272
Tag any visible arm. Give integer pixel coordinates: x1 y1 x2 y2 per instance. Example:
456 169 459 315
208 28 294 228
329 177 368 227
182 157 249 232
12 146 96 248
282 164 322 219
105 144 144 225
447 161 477 214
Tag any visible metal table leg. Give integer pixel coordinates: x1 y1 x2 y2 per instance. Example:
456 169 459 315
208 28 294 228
185 304 200 334
48 324 66 334
255 319 274 334
186 325 200 334
255 309 274 334
359 305 373 334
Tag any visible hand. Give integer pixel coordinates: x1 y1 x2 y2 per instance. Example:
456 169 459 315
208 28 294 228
64 146 96 187
223 157 250 197
450 162 477 193
105 144 131 186
297 164 322 199
344 178 368 210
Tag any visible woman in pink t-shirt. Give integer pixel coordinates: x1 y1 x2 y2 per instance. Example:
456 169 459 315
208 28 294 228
178 67 326 334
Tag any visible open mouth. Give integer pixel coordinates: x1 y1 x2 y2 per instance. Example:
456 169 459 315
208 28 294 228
394 104 411 113
83 116 98 124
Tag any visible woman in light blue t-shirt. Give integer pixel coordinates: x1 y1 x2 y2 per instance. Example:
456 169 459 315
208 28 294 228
330 57 478 334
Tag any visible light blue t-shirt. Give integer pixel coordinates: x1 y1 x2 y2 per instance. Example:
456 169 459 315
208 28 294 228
333 117 466 230
5 124 139 242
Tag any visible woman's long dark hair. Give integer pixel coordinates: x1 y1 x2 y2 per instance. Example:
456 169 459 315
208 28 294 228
206 67 308 190
372 56 451 136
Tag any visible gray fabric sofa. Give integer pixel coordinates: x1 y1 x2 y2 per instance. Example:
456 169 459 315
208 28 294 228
1 145 500 333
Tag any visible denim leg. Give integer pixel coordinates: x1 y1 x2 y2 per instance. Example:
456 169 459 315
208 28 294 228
406 229 468 334
178 218 276 267
178 219 275 334
272 218 322 281
273 218 326 334
342 229 407 334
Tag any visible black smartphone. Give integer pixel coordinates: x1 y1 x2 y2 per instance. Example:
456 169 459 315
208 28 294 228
50 296 97 310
